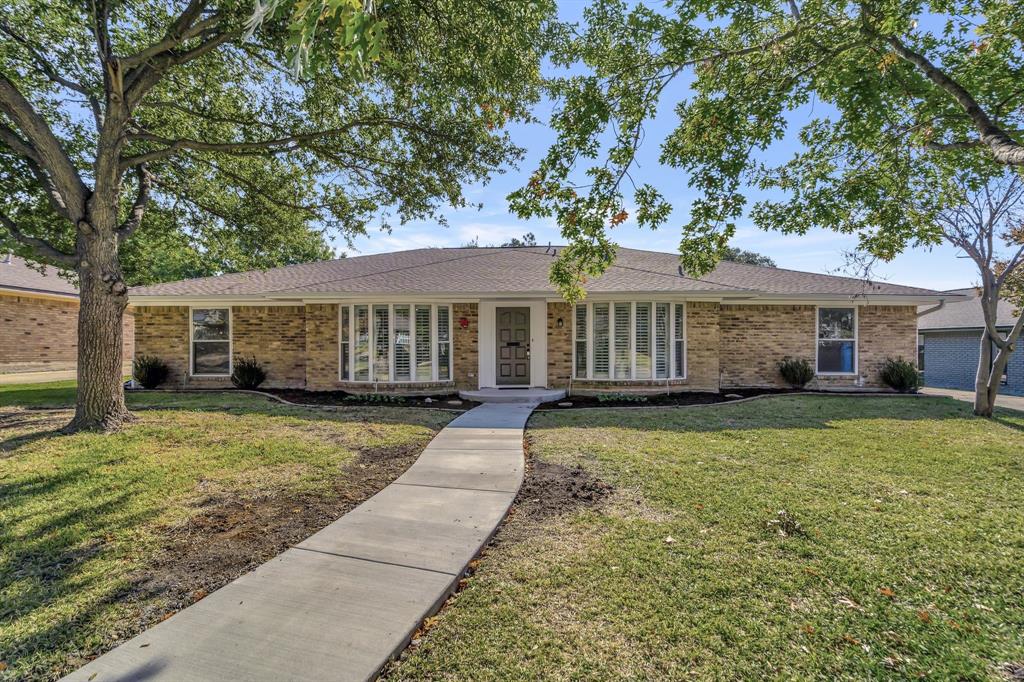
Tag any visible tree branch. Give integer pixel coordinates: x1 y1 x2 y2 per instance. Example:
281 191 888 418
0 75 88 221
883 34 1024 165
0 123 73 219
117 164 153 241
0 206 77 266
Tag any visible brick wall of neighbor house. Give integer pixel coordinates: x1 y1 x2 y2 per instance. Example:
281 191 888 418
719 304 918 389
547 302 573 388
0 292 134 373
453 302 478 391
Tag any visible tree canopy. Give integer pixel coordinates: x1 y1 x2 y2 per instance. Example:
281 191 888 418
510 0 1024 300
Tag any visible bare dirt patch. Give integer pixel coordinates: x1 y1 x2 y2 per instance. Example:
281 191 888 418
513 457 614 521
121 441 424 640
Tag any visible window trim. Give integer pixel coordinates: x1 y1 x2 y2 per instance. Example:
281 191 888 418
572 301 687 381
338 303 452 383
815 305 858 376
189 306 232 377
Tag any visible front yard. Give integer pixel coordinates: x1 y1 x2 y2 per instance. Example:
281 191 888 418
391 396 1024 680
0 384 452 681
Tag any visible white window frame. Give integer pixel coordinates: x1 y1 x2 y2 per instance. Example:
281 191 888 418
815 305 858 376
189 306 232 377
572 301 687 381
338 303 452 383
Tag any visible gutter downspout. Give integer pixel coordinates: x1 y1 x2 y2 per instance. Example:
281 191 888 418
917 299 946 318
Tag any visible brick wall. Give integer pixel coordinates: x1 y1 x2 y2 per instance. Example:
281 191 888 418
233 305 306 388
452 302 478 391
0 292 134 373
924 329 1024 396
719 304 918 389
547 302 572 388
304 303 338 391
134 305 190 385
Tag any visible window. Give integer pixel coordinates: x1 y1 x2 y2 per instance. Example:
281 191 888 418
817 307 856 374
191 308 230 375
340 304 451 382
574 304 587 379
573 302 686 381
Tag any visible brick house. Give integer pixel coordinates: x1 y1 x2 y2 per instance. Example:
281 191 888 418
918 287 1023 396
129 246 952 396
0 254 134 375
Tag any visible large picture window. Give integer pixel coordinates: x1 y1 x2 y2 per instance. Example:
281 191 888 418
191 308 230 375
817 307 857 374
573 302 686 381
339 303 452 382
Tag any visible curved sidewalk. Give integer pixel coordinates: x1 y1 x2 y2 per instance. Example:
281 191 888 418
64 401 534 682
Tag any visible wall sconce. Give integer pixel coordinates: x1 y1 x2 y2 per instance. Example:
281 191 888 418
556 317 564 329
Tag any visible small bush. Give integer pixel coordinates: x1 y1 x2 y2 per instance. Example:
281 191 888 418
880 357 921 393
595 392 648 403
231 356 267 390
777 357 814 388
133 355 169 389
345 393 405 404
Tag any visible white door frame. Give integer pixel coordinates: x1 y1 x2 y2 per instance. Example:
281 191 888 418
478 299 547 389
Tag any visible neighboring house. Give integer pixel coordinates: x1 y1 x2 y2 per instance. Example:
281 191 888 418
129 246 951 396
0 254 134 374
918 287 1023 396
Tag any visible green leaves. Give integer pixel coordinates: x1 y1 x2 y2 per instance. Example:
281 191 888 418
523 0 1024 297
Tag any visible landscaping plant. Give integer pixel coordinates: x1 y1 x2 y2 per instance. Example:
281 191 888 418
230 356 267 390
777 357 814 388
595 392 649 404
132 355 169 389
880 357 923 393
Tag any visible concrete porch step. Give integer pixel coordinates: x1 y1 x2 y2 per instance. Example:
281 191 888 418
458 387 566 404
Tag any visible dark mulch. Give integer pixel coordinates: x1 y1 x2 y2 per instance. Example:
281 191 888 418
535 387 891 410
262 388 480 410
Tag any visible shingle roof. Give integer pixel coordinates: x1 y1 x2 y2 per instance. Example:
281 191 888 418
129 246 949 301
918 287 1020 331
0 255 78 297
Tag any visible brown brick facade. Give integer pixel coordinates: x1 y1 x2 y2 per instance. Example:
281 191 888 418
1 292 133 374
452 302 478 391
132 301 917 394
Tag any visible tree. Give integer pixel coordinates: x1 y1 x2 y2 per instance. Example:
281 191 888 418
509 0 1024 305
1 0 553 431
933 173 1024 416
501 232 537 247
722 247 775 268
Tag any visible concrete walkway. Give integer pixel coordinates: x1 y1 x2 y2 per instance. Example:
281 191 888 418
64 401 534 682
922 386 1024 412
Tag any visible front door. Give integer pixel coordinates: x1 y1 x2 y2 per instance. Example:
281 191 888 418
496 307 530 386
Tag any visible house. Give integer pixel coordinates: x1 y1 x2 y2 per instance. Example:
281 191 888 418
918 288 1023 396
128 246 951 397
0 254 134 375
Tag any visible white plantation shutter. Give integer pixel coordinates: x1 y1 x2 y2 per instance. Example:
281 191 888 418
655 303 669 379
635 302 651 379
373 305 390 381
415 305 432 381
437 305 451 380
340 306 350 380
614 303 631 379
353 305 370 381
593 303 610 379
574 304 587 379
393 305 411 381
674 303 685 378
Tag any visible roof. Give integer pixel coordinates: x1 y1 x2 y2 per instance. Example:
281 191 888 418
129 246 950 302
918 287 1020 331
0 255 78 298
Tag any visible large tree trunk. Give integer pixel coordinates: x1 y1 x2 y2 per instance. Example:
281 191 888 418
65 229 132 432
973 331 995 417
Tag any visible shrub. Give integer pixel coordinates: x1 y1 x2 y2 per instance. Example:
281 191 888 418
133 355 169 389
231 356 267 390
880 357 921 393
345 393 405 404
595 392 648 403
777 357 814 388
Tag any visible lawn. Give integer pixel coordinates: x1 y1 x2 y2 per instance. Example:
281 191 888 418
0 385 452 681
391 396 1024 681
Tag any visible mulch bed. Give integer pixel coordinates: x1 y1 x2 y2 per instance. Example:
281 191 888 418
262 388 480 410
535 387 876 410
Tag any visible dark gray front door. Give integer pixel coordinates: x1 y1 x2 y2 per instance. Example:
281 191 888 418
496 307 530 386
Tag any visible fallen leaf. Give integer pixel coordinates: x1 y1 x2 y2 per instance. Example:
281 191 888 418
842 634 861 646
89 674 97 681
664 536 676 545
837 596 862 611
803 624 815 635
0 662 7 672
879 587 896 598
917 610 931 623
140 643 150 648
946 619 960 629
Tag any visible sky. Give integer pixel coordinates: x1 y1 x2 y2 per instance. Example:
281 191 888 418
340 0 981 292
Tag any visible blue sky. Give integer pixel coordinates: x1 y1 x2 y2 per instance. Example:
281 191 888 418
342 0 979 292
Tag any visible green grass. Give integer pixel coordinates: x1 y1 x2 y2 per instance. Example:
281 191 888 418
0 387 451 681
394 396 1024 680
